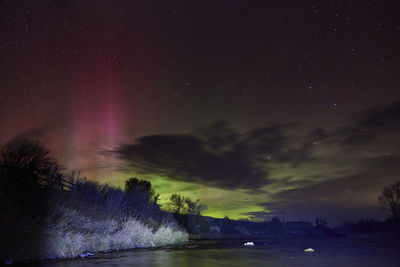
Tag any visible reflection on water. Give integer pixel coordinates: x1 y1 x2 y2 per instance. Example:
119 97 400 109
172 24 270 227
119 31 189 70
39 238 400 267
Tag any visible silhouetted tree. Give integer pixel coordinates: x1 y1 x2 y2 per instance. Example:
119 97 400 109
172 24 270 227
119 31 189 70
169 193 185 214
185 197 207 231
152 192 160 207
378 180 400 220
125 177 150 192
125 177 139 191
0 138 63 189
0 138 66 218
125 177 157 203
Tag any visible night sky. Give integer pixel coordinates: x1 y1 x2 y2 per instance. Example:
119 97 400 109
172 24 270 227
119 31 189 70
1 0 400 225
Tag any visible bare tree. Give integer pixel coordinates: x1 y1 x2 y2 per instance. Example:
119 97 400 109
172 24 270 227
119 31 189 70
185 197 207 231
169 193 185 214
0 138 65 189
378 180 400 220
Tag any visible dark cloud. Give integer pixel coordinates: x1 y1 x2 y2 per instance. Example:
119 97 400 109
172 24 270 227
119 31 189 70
195 121 239 151
242 124 314 165
111 133 267 191
104 101 400 223
13 124 55 140
303 101 400 147
108 101 400 193
336 101 400 146
359 101 400 129
106 122 313 191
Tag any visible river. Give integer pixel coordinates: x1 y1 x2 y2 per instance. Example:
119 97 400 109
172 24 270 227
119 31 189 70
37 238 399 267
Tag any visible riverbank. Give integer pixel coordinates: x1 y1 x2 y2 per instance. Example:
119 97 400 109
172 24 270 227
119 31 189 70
0 204 188 264
183 215 335 239
179 214 400 241
33 237 400 267
0 171 188 264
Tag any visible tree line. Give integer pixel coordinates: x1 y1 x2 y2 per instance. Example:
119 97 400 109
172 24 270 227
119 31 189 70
0 137 207 232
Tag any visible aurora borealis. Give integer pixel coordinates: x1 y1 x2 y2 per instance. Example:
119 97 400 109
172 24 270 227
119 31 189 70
1 1 400 225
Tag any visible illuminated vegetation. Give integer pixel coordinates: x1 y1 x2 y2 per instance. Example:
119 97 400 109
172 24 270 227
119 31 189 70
0 138 187 263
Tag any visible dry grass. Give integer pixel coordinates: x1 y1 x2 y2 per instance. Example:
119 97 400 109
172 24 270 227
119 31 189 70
1 205 188 263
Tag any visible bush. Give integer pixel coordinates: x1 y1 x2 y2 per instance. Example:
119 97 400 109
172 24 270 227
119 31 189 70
0 139 188 263
0 204 188 262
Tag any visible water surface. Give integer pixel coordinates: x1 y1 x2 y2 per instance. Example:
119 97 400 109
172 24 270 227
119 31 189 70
39 238 400 267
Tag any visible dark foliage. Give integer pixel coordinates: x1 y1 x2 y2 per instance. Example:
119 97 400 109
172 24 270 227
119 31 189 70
169 193 185 214
125 177 160 207
125 177 151 194
0 138 66 261
0 138 65 188
344 219 383 233
168 194 207 233
69 175 164 222
0 138 66 218
378 180 400 221
0 138 179 262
